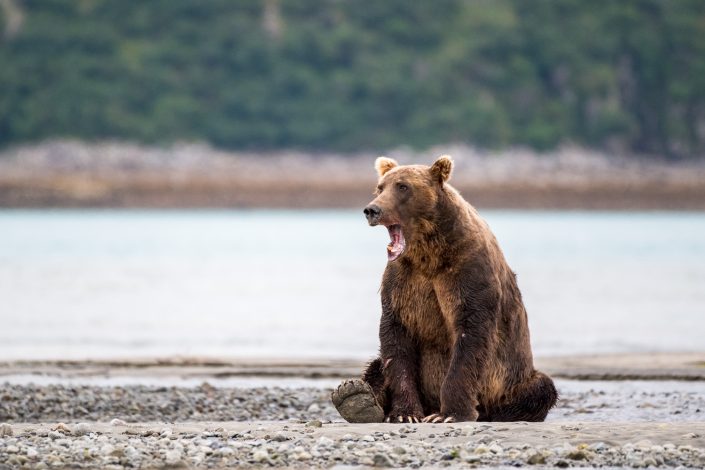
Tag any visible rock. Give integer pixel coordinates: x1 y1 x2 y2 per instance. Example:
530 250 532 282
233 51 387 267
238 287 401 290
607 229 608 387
26 447 38 458
473 444 489 454
307 403 321 413
393 446 406 455
0 423 12 437
5 445 19 453
271 431 289 442
100 444 115 456
305 420 322 428
566 449 590 461
372 453 394 467
555 459 569 468
253 449 270 463
165 449 182 465
53 423 71 433
362 435 375 442
489 443 503 454
110 418 127 426
317 436 335 447
73 422 91 436
589 442 608 451
527 453 546 464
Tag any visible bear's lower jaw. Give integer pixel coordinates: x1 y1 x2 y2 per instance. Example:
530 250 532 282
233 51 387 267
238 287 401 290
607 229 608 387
386 224 406 261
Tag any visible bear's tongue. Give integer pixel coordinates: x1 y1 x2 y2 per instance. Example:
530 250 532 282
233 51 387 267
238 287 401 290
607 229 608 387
386 225 406 261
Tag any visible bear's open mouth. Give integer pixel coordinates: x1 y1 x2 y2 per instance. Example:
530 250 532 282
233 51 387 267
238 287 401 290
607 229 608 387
386 224 406 261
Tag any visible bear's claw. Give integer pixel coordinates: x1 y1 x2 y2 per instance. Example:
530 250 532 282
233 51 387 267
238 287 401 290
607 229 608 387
422 413 456 423
385 415 420 423
331 379 384 423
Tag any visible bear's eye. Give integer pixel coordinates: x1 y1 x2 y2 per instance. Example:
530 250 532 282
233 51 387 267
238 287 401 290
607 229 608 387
397 183 408 192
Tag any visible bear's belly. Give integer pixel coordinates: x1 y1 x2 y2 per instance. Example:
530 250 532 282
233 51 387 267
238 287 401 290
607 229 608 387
393 275 452 346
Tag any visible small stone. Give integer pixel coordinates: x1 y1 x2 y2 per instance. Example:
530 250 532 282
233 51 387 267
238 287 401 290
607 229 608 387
589 442 608 451
53 423 71 433
555 460 569 468
372 453 394 467
305 419 322 428
474 444 489 454
48 431 63 440
73 422 91 436
527 453 546 464
393 446 406 455
253 449 269 462
489 443 503 454
0 423 12 437
110 418 127 426
566 449 589 461
5 445 19 454
100 444 115 456
295 451 312 461
362 434 375 442
317 436 334 447
163 448 181 465
271 431 289 442
26 447 38 458
307 403 321 413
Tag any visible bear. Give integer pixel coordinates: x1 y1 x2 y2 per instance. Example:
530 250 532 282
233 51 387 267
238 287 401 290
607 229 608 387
331 155 557 423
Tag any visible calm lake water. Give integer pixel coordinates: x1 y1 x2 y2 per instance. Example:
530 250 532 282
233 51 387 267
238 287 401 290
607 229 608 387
0 209 703 360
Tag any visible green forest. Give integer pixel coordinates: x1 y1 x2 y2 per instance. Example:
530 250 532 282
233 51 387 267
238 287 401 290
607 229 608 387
1 0 704 159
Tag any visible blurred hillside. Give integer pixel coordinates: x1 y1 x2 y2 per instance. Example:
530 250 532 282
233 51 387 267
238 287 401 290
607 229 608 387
1 0 704 159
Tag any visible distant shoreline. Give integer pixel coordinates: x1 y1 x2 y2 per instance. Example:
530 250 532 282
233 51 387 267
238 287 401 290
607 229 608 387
2 352 703 382
1 140 705 210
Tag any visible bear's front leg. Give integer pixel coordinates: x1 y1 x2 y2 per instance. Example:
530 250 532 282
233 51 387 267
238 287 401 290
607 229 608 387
379 309 424 423
424 277 498 423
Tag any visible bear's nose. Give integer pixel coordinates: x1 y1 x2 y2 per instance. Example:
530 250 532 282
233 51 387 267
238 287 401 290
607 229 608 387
364 204 382 224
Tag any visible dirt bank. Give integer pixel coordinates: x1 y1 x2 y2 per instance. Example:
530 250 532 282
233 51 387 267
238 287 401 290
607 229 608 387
1 141 704 209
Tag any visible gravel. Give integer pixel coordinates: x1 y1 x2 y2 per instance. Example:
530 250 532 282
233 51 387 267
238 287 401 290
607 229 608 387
0 382 703 468
0 381 703 423
0 422 704 468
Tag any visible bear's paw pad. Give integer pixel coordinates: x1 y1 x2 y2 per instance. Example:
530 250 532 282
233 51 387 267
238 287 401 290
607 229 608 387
331 379 384 423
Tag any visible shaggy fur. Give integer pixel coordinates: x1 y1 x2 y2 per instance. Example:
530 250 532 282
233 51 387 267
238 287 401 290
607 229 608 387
361 155 557 423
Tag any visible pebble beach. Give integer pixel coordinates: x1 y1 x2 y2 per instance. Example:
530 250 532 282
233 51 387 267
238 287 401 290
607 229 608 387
1 377 704 468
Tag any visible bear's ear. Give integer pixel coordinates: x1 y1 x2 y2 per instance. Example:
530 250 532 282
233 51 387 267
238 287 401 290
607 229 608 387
430 155 453 183
375 156 398 177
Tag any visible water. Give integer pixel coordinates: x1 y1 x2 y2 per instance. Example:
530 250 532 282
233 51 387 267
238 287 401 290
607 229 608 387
1 209 703 360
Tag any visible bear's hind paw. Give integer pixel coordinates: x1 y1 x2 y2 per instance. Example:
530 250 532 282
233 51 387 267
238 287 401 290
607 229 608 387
331 379 384 423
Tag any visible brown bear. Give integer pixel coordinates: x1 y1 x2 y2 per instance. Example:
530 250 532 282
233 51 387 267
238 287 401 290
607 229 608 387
331 155 557 423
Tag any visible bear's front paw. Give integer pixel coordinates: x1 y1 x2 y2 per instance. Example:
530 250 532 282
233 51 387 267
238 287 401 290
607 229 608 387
422 409 478 423
385 413 422 423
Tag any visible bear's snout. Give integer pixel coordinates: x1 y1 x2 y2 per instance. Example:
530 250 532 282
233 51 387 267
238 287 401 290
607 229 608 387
364 204 382 225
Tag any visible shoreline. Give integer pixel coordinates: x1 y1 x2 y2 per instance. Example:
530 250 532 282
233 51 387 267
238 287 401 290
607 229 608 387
2 140 705 210
2 353 703 382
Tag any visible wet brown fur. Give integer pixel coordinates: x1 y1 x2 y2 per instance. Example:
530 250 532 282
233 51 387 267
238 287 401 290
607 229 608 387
362 156 557 422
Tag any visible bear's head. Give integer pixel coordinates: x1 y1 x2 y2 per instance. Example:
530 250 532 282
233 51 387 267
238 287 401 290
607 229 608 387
364 155 453 261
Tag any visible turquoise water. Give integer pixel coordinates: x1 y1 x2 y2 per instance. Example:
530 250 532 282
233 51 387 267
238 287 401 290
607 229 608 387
0 209 704 360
